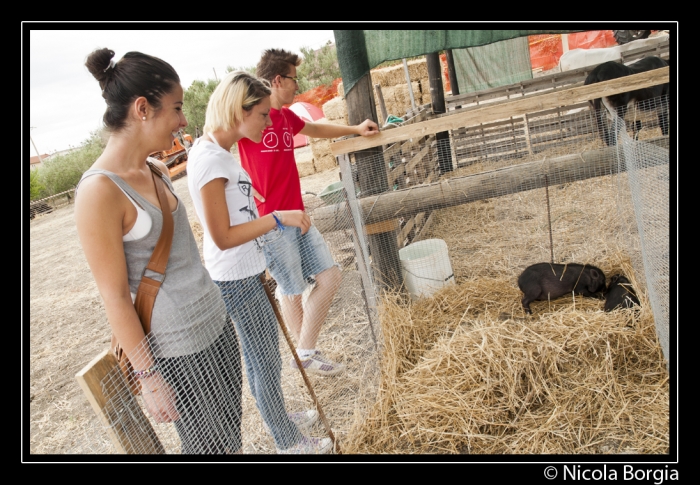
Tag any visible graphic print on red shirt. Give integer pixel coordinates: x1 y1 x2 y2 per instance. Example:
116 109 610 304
238 107 306 217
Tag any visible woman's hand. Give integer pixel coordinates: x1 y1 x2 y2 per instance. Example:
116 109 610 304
139 372 179 423
278 210 312 235
252 187 265 203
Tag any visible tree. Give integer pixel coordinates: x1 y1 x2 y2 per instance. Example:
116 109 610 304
226 65 256 76
36 129 107 198
29 168 45 201
297 43 340 93
183 79 220 138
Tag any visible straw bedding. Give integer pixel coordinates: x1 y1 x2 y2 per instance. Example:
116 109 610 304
340 133 669 455
344 284 666 454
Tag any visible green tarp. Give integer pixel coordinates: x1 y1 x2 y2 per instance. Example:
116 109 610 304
334 30 585 96
452 36 533 93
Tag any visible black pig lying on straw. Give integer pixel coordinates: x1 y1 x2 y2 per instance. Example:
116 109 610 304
604 274 640 312
518 262 607 314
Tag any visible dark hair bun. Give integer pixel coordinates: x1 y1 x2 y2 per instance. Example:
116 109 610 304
85 48 116 87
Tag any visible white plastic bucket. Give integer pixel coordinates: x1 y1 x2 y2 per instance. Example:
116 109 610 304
399 239 455 300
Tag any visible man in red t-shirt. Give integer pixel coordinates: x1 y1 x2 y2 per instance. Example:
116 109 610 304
238 48 379 376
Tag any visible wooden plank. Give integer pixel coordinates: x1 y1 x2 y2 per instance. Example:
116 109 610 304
374 84 388 124
453 141 527 157
382 141 403 159
398 211 429 247
75 350 128 454
526 102 590 121
452 127 527 146
317 137 668 233
398 215 416 246
446 64 595 109
332 67 669 156
412 211 436 243
620 40 670 63
404 144 431 175
451 119 526 138
522 114 534 156
75 349 165 454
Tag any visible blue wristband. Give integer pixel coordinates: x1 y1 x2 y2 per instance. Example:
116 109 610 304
272 211 285 231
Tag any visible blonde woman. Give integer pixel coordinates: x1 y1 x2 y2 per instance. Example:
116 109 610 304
186 71 331 454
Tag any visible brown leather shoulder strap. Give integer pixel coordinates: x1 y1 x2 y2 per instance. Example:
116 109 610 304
133 160 174 334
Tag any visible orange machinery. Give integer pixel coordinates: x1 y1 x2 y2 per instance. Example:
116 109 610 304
149 131 193 179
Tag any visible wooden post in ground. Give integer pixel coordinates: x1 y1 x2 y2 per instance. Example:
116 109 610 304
374 84 388 125
346 72 402 288
426 52 454 175
445 49 460 97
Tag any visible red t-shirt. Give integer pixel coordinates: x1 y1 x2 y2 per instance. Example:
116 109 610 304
238 107 306 217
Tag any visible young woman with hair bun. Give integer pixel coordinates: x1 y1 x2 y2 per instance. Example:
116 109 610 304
76 47 243 454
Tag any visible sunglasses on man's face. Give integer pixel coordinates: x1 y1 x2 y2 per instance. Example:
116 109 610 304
280 74 299 83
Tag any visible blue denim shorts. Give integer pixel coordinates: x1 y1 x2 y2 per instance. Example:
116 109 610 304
260 225 336 296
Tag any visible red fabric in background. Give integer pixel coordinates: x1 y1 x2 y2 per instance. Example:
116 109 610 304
292 78 342 110
529 34 565 71
568 30 617 50
529 31 618 71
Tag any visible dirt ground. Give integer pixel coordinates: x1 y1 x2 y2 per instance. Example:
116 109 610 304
27 165 341 456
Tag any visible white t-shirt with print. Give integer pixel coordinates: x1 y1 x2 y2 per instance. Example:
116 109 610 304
187 137 266 281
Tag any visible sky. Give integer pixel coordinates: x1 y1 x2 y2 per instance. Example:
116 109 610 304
26 26 337 156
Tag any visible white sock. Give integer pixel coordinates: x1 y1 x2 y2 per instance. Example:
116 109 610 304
297 348 316 359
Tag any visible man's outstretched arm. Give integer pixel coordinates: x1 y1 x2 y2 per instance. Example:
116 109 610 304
300 118 379 140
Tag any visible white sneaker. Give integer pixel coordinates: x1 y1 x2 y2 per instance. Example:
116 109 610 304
264 409 319 435
288 409 319 434
277 436 333 454
290 351 345 376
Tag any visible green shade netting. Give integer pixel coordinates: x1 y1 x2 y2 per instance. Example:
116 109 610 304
334 30 585 96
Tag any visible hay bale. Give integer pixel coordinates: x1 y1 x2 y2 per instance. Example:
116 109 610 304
322 97 348 124
294 146 315 177
408 59 429 81
336 81 344 99
379 85 397 106
310 137 336 172
394 81 422 114
370 66 390 86
384 65 409 87
420 79 432 106
381 59 429 86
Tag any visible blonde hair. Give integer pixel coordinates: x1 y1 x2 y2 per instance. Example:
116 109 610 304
203 71 271 133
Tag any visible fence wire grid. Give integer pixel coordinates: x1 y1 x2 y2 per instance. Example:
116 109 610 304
29 89 671 455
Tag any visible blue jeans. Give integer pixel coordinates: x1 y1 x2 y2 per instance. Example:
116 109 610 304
214 274 302 450
159 318 243 454
260 225 336 295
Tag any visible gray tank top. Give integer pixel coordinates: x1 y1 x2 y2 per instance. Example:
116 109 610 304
77 168 228 358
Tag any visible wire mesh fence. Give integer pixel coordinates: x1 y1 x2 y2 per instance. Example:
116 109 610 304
29 89 670 455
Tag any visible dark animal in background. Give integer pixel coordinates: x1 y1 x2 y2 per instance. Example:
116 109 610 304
584 56 669 146
518 263 607 314
604 274 640 312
